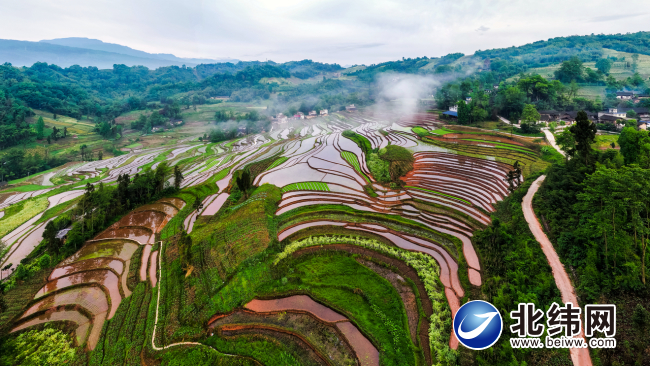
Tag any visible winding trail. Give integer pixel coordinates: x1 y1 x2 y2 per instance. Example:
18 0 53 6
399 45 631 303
542 128 566 157
522 176 592 366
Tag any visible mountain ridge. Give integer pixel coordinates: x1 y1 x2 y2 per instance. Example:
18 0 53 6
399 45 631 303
0 38 239 69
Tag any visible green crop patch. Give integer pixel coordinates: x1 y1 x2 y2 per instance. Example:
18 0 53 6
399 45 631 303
281 182 330 193
341 151 370 183
405 185 471 204
266 156 289 170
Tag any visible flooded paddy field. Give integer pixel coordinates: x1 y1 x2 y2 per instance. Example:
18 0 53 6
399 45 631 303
0 110 551 365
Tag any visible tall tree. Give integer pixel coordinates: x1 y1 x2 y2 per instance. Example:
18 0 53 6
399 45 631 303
569 110 597 165
554 56 585 83
457 100 470 125
521 104 541 125
35 116 45 140
595 58 613 74
618 127 650 166
173 165 183 190
42 221 62 255
236 169 252 198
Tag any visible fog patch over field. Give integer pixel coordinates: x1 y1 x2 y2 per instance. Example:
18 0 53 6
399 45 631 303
371 70 477 117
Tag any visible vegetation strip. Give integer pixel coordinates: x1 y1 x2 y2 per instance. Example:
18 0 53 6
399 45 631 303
281 182 330 193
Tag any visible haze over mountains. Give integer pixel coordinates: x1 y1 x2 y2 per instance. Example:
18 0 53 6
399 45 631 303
0 37 238 69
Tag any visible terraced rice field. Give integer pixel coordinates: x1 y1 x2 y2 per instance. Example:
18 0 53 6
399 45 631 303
0 110 549 366
8 197 184 350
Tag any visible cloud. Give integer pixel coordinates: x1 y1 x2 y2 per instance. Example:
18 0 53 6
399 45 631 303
589 13 647 22
0 0 649 65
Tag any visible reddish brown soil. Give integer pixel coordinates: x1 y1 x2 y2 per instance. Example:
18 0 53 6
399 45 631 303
523 176 592 366
50 258 124 281
245 295 347 323
292 244 433 364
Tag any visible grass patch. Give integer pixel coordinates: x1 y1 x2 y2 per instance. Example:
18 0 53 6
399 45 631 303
429 128 455 135
341 130 372 154
266 157 289 170
405 186 470 205
265 252 417 366
593 134 619 149
341 151 370 183
281 182 329 193
2 184 53 193
0 196 49 239
412 127 430 138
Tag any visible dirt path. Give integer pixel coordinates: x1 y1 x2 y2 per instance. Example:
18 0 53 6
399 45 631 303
41 172 56 186
542 129 566 157
523 175 592 366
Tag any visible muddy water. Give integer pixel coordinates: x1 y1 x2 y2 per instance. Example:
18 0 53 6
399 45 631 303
258 163 327 187
245 295 347 323
140 245 152 281
60 241 138 265
95 227 152 244
149 251 158 287
134 203 178 216
157 197 186 210
24 286 109 317
1 220 49 278
35 269 121 318
336 321 380 366
50 258 124 280
278 221 346 241
114 210 167 232
183 211 198 233
202 193 229 216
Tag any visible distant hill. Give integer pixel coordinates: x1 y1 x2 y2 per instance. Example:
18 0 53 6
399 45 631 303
40 38 236 65
0 38 238 69
475 31 650 67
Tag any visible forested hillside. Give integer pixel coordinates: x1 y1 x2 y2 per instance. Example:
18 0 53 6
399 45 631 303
476 31 650 67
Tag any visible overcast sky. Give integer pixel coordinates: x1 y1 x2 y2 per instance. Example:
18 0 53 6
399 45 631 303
1 0 649 65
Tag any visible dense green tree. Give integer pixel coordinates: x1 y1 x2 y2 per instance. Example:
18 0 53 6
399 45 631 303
0 327 76 365
595 58 613 74
569 110 597 164
174 165 183 190
457 100 470 125
35 116 45 139
521 104 541 124
42 221 63 255
618 127 650 166
236 169 252 198
554 56 585 83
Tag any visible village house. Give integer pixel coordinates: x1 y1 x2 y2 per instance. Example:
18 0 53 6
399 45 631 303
616 91 636 100
599 107 650 120
320 109 328 116
306 110 318 119
638 120 649 130
273 113 289 124
293 112 305 120
599 114 620 123
346 104 357 112
442 105 458 119
598 108 627 119
55 228 72 245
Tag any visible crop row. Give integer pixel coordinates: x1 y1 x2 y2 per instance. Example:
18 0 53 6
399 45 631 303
341 151 371 183
281 182 330 193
